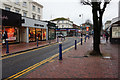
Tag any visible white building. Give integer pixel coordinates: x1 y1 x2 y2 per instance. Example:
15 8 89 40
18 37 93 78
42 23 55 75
109 1 120 44
0 0 43 20
1 0 48 43
104 20 111 30
51 17 77 36
51 17 73 29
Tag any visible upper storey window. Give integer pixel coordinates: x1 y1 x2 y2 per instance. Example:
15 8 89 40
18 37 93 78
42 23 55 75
32 5 35 11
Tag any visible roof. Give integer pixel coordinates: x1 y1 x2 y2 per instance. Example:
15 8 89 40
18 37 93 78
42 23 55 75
51 17 69 21
105 20 111 24
30 0 43 8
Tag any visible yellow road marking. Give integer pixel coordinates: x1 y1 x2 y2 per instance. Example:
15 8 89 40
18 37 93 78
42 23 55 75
5 39 87 79
1 39 68 60
49 59 55 62
0 43 59 60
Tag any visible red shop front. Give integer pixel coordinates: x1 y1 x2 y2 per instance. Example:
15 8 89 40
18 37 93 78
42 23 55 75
1 9 21 44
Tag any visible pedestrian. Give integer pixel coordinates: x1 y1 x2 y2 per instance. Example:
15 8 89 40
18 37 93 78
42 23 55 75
105 31 109 43
103 32 105 40
81 32 83 37
2 31 7 48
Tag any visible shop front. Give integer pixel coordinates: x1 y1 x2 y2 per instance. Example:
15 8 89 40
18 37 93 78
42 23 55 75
46 21 57 40
56 28 78 37
21 17 48 43
1 9 21 44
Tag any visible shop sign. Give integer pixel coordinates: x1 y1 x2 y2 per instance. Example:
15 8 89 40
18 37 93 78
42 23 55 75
0 15 8 20
1 9 21 27
34 24 44 27
7 37 16 41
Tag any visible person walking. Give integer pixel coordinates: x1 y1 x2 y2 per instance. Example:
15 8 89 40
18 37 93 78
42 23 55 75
2 31 8 47
103 32 105 40
105 31 109 43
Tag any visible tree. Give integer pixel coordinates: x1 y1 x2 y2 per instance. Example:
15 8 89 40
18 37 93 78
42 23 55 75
81 0 111 56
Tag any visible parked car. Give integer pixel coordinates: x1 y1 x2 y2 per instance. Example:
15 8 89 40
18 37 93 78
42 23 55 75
57 34 65 38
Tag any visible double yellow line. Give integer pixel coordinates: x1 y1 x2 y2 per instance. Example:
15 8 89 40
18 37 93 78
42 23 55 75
6 41 82 79
5 53 59 79
5 38 88 79
1 39 68 60
0 43 58 60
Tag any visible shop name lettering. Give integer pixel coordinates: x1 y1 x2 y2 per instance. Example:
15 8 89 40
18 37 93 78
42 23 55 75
0 15 8 20
34 24 44 27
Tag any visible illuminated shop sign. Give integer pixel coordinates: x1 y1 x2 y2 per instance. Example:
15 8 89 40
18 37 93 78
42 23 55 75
34 24 44 27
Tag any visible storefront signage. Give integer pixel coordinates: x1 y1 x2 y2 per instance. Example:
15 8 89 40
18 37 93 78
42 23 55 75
0 15 8 20
34 24 44 27
56 29 78 31
1 9 21 27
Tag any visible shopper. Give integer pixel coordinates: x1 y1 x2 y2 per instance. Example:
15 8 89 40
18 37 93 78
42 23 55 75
105 31 109 43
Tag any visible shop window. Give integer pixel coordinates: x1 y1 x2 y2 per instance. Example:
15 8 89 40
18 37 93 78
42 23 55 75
29 28 35 42
42 29 46 40
49 29 55 40
36 28 42 41
2 26 19 43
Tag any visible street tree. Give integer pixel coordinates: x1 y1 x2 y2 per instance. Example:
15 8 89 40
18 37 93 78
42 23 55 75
81 0 111 56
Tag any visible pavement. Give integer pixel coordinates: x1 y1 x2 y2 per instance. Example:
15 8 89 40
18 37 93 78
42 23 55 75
20 37 119 79
2 39 58 57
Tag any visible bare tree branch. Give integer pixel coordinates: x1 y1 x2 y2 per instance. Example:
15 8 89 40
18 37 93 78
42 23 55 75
101 0 111 15
81 0 92 7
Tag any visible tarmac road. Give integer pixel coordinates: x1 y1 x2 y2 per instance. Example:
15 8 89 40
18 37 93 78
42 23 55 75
2 37 82 79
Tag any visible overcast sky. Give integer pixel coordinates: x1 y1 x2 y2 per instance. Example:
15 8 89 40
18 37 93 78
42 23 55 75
35 0 119 26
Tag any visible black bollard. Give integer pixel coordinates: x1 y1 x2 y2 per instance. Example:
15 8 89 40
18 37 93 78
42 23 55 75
6 40 9 54
59 42 62 60
37 37 38 48
81 37 82 45
75 40 77 50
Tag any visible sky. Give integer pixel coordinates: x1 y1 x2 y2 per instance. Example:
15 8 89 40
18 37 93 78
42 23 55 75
34 0 119 26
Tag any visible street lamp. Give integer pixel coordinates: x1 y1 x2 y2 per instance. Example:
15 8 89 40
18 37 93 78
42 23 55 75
79 14 83 24
79 14 83 37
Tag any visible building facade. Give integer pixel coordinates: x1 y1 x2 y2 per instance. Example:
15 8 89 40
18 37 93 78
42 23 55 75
109 1 120 44
1 0 48 43
21 17 48 43
51 17 74 36
1 9 21 43
0 0 43 20
105 20 111 30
